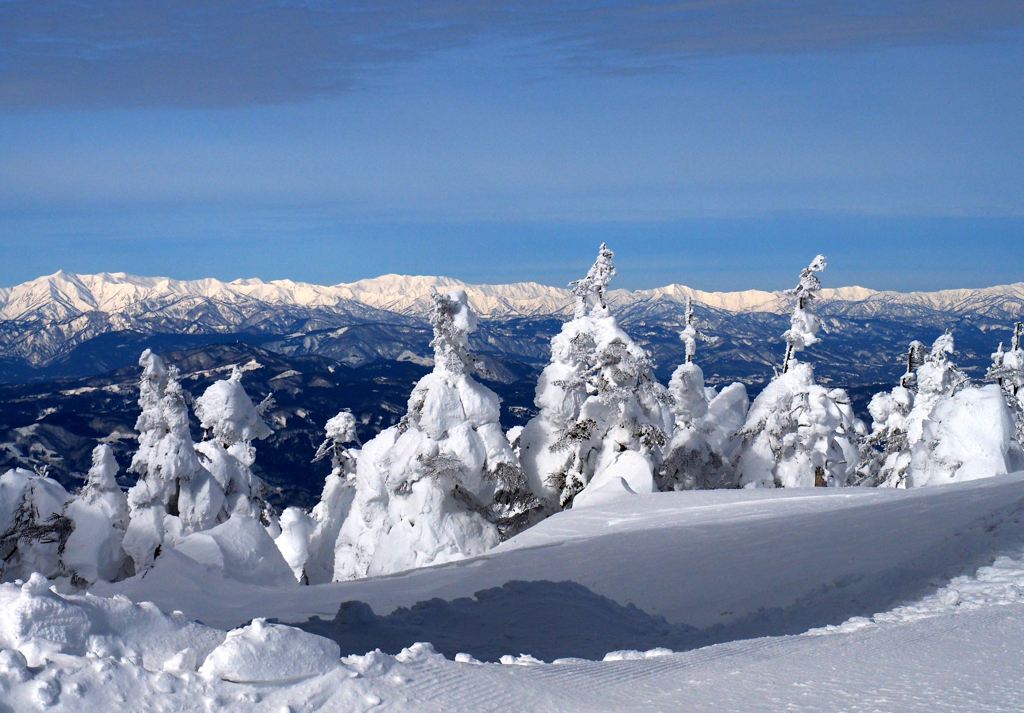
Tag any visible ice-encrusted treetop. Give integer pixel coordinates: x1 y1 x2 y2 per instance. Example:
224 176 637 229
3 270 1024 324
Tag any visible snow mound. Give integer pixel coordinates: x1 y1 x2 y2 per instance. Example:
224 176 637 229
199 618 342 683
573 450 655 508
0 573 222 668
171 515 297 587
910 384 1024 486
602 647 674 661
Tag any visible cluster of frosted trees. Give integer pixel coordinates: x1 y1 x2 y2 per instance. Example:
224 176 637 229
2 246 1023 587
0 356 286 585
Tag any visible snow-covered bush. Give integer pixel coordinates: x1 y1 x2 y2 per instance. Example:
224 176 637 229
323 290 533 581
122 350 229 573
736 256 864 488
275 506 316 584
193 366 276 525
62 445 131 585
0 469 73 582
1 447 131 585
857 382 915 487
519 244 674 508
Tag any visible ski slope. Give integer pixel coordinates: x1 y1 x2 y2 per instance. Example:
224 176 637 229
4 473 1024 712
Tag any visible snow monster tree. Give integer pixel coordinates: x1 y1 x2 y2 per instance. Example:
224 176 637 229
657 297 749 491
519 244 674 509
736 255 865 488
325 289 533 581
121 350 232 572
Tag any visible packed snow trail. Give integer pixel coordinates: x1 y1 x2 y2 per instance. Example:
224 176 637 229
99 473 1024 658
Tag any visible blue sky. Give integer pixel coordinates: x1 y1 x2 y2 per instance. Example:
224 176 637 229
1 1 1022 291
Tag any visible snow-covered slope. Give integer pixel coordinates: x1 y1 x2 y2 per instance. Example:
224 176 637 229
5 473 1024 712
101 473 1024 635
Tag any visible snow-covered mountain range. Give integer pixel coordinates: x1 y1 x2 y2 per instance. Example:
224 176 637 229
4 270 1024 323
3 270 1023 371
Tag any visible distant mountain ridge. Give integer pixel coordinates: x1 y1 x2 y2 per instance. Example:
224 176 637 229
1 271 1022 383
5 269 1024 323
3 272 1023 496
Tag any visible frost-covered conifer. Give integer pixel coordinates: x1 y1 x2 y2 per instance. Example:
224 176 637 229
62 445 131 585
862 334 963 487
899 341 926 389
859 332 1022 487
0 468 73 582
781 255 826 375
914 332 968 399
736 256 864 488
905 334 1022 486
907 383 1024 486
193 366 276 524
987 323 1024 441
325 290 532 580
570 242 616 319
656 300 748 491
857 380 915 487
122 350 228 573
856 340 942 487
520 245 674 508
302 411 360 584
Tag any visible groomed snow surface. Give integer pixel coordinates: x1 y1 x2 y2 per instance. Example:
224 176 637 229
4 473 1024 711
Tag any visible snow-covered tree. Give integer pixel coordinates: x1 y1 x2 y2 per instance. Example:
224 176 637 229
679 296 714 365
667 297 718 427
121 350 228 573
857 380 915 487
0 468 73 582
899 340 926 389
520 245 674 508
989 322 1024 396
907 383 1024 486
656 301 748 491
302 411 360 584
193 366 276 524
859 332 1022 488
570 242 616 319
988 323 1024 441
914 331 968 400
781 255 826 375
62 445 131 585
736 256 864 488
325 290 533 581
856 339 942 488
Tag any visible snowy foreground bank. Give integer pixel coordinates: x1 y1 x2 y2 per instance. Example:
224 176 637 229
4 474 1024 711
